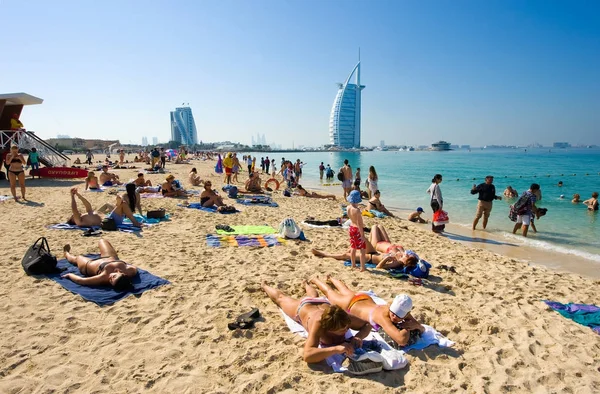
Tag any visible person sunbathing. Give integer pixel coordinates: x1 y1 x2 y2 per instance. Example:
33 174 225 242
262 281 372 363
310 276 424 349
199 181 225 207
99 165 122 186
366 190 395 217
62 240 138 291
85 172 100 190
67 188 113 227
189 168 203 186
296 185 336 201
161 175 190 197
133 173 152 187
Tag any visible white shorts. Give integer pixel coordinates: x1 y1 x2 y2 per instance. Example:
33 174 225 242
516 214 531 226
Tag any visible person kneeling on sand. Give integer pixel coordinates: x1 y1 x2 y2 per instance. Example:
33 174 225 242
62 240 138 291
162 175 191 198
367 190 395 217
262 281 372 363
310 276 424 349
296 184 336 200
408 207 428 223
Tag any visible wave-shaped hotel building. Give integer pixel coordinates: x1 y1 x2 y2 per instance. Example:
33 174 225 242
329 62 365 149
170 106 198 146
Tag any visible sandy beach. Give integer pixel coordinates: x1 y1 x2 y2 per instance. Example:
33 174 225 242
0 155 599 393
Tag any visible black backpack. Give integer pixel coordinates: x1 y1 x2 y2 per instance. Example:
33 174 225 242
337 171 344 182
101 217 118 231
22 237 58 275
513 192 531 215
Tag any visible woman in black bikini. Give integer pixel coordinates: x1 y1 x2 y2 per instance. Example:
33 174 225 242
5 145 26 201
199 181 225 207
62 240 138 291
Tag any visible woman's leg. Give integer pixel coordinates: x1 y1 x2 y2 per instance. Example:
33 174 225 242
98 239 118 258
304 281 319 298
311 248 351 261
310 277 354 308
327 277 356 296
262 283 301 319
77 193 95 214
8 172 17 200
63 245 90 273
17 172 26 199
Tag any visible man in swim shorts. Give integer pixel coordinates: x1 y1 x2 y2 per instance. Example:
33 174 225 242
99 165 122 186
340 159 353 200
347 190 367 272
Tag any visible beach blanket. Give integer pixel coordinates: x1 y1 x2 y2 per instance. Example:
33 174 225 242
369 210 387 218
123 214 170 226
86 187 105 192
215 225 277 235
48 223 142 233
280 310 408 372
140 193 164 199
180 203 240 214
343 259 430 279
206 234 284 247
237 196 279 207
544 301 600 335
45 255 169 306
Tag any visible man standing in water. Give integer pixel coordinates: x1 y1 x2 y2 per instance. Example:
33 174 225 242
339 159 353 200
512 183 540 237
471 175 502 230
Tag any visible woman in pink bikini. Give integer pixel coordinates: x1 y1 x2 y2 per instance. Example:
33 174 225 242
262 281 371 363
310 276 424 349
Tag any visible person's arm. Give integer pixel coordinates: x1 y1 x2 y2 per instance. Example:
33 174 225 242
402 313 425 334
62 273 107 287
303 321 352 363
348 315 372 348
136 192 143 215
379 316 410 347
85 179 89 190
470 184 480 195
357 211 365 242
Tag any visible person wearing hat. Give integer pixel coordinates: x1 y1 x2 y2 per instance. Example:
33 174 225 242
161 174 189 197
346 190 367 272
408 207 428 223
311 276 425 348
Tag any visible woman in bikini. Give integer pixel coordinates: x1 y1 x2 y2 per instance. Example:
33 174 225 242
62 240 138 291
105 185 143 227
199 181 225 207
85 171 100 190
296 185 336 200
262 281 371 363
161 175 189 197
188 168 203 187
311 224 419 270
310 276 424 349
5 145 27 201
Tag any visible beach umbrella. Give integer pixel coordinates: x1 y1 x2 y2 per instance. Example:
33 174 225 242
215 154 223 173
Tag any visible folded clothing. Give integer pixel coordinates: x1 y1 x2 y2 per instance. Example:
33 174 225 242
43 255 169 306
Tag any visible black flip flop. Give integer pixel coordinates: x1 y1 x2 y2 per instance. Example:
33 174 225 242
83 229 102 237
228 318 255 330
236 307 260 322
438 264 449 271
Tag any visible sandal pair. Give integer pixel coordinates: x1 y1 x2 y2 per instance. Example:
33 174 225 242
228 307 260 330
438 265 458 273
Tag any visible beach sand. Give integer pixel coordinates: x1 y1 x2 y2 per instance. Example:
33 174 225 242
0 155 599 393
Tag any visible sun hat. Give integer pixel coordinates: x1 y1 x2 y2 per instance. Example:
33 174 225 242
416 207 424 212
347 190 362 204
390 294 413 318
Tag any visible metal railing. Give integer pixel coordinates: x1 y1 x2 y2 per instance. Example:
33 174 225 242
0 130 69 167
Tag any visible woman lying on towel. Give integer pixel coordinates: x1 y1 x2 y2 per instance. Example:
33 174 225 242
311 224 419 270
296 185 336 201
262 281 372 363
310 276 424 348
62 240 138 291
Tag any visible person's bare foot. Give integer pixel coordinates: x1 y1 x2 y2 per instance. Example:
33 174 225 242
70 187 78 195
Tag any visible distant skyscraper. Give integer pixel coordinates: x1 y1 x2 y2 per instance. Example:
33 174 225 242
380 140 385 148
170 106 198 145
329 61 365 148
142 137 148 146
152 137 158 145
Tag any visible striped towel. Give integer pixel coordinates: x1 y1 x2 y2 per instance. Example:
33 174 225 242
206 234 285 247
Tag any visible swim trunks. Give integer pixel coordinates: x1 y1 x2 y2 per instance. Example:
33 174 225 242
103 180 113 187
349 225 366 250
342 180 352 189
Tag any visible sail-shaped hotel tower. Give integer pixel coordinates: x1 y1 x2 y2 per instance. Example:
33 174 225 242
329 62 365 149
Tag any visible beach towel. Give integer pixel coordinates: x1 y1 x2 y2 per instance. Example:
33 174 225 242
140 193 164 199
123 214 170 226
48 223 142 233
343 259 430 279
237 196 279 207
369 210 387 218
544 301 600 335
215 225 277 235
279 310 408 372
86 187 105 192
180 203 240 214
44 255 169 306
206 234 285 247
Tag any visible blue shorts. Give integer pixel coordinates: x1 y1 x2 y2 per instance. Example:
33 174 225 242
107 211 123 226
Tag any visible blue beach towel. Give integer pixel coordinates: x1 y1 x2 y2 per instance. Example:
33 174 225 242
544 301 600 335
45 255 170 306
343 260 429 278
48 223 142 233
179 203 239 214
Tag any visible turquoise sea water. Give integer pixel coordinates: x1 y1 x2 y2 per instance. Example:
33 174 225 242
252 149 600 263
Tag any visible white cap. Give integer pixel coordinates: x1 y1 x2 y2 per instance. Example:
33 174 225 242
390 294 413 318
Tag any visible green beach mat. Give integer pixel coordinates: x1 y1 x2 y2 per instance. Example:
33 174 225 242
215 225 278 235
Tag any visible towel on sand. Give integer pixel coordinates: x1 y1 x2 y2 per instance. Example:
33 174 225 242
180 203 240 214
237 196 279 207
48 223 142 233
123 214 170 226
206 234 285 247
544 300 600 335
140 193 164 199
44 255 169 306
279 291 454 372
86 187 105 192
215 225 277 235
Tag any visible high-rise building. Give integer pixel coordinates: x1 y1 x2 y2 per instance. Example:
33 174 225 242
142 137 148 146
152 137 158 145
329 61 365 148
170 106 198 146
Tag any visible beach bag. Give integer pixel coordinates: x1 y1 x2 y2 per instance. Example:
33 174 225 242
227 186 238 198
400 259 431 279
101 217 117 231
21 237 58 275
147 208 166 219
337 171 344 182
508 205 518 222
279 218 302 239
433 210 449 226
513 193 530 215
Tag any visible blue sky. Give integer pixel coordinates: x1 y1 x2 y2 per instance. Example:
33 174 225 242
5 0 600 147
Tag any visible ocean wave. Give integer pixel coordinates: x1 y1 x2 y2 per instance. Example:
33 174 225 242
501 232 600 263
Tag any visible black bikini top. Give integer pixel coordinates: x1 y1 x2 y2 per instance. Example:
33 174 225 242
11 158 22 164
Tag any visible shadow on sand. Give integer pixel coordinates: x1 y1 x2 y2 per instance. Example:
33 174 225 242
442 232 518 247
